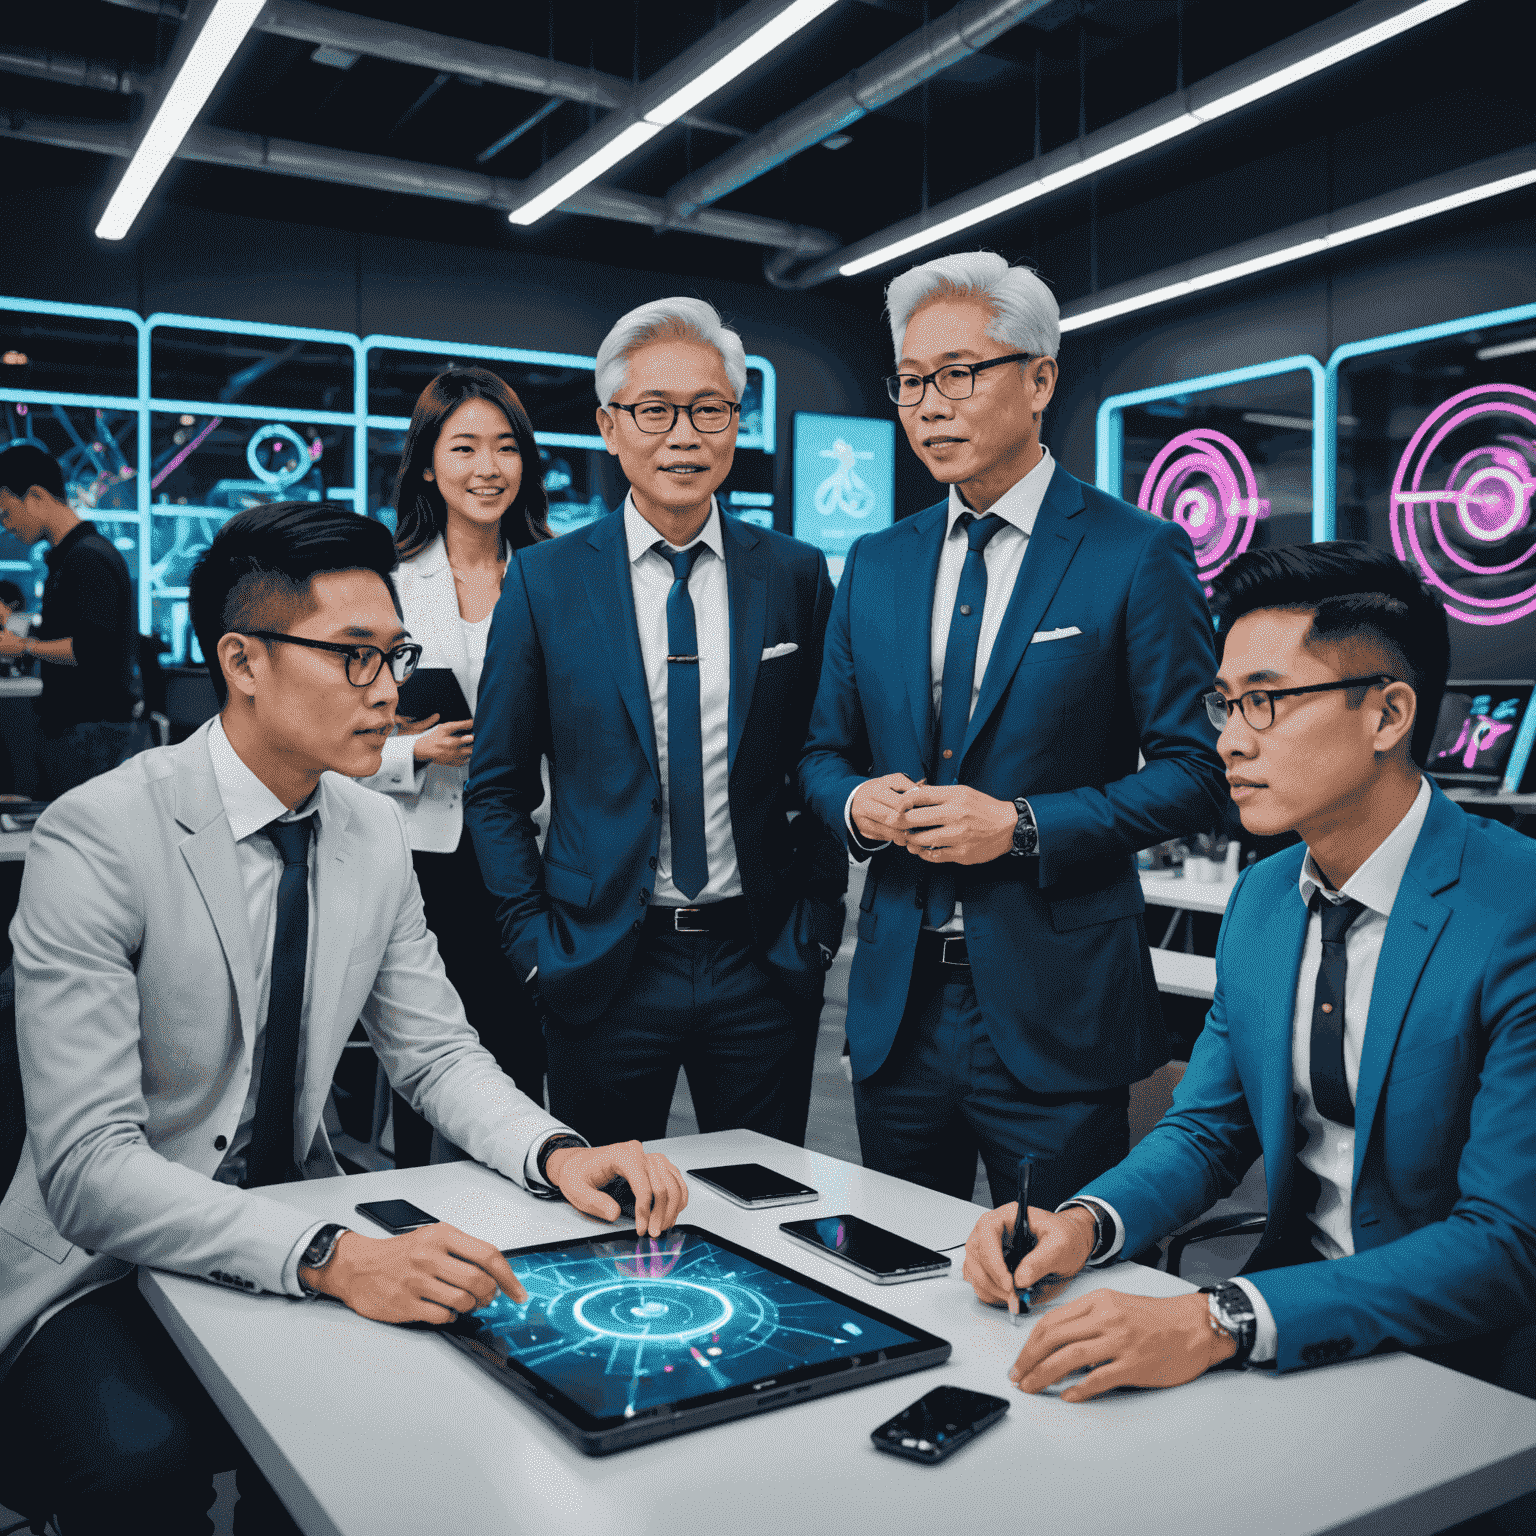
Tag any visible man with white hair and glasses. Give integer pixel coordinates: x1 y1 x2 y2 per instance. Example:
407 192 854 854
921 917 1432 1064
801 252 1226 1214
467 297 847 1148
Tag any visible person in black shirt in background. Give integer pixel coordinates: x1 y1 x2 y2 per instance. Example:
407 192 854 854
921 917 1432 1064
0 444 136 797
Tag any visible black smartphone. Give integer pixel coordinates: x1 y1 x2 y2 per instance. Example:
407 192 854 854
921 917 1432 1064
778 1214 951 1284
355 1199 439 1234
688 1163 819 1209
871 1385 1009 1464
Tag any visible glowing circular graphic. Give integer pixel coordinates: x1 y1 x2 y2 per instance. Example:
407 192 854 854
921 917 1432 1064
246 423 314 489
571 1280 734 1343
1391 384 1536 627
1136 428 1270 591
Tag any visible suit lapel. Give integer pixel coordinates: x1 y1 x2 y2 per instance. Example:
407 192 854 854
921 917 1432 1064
1351 790 1462 1182
175 731 260 1045
961 468 1086 765
897 501 949 763
722 514 767 774
581 509 659 781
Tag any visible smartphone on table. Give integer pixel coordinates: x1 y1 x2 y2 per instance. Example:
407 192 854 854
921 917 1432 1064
778 1213 951 1283
872 1385 1009 1464
688 1163 818 1209
355 1199 439 1234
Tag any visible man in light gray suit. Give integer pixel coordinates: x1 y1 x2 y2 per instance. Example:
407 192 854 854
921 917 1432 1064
0 502 688 1535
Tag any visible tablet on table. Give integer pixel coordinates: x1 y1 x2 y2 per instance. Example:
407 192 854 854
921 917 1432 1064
439 1224 951 1455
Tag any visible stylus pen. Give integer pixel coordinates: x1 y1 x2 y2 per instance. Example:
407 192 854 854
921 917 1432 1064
1001 1157 1038 1321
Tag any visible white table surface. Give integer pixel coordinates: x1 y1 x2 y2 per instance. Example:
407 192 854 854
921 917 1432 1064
138 1129 1536 1536
0 676 41 698
0 829 30 862
1149 948 1218 999
1141 869 1239 915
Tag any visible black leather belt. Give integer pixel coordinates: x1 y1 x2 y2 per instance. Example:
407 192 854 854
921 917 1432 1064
915 929 970 968
641 895 751 937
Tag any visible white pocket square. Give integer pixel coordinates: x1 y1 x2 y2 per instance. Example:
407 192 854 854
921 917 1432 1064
761 642 799 660
1031 625 1082 643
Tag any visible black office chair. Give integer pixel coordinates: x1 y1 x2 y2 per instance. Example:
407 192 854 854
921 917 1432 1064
1164 1212 1268 1277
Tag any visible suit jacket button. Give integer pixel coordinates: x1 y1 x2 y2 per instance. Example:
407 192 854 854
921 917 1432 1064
632 920 642 933
639 889 650 903
214 1135 228 1151
649 856 658 870
651 798 662 813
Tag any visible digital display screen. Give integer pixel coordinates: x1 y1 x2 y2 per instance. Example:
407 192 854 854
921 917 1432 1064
782 1215 948 1276
450 1228 916 1424
1426 681 1533 786
793 413 895 582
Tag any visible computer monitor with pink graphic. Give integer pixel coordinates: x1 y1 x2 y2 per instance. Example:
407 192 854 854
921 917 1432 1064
1426 680 1535 793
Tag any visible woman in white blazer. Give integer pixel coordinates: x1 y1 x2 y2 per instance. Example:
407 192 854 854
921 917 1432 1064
360 367 552 1164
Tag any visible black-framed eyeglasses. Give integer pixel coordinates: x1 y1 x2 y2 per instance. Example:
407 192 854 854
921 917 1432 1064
609 399 741 435
1204 674 1398 732
884 353 1039 407
245 631 423 688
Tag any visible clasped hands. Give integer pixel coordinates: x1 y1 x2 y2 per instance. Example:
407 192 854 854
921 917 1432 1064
298 1140 687 1325
962 1204 1235 1402
850 772 1016 864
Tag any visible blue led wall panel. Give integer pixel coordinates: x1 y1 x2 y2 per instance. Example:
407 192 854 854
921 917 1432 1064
1096 356 1326 594
792 413 895 582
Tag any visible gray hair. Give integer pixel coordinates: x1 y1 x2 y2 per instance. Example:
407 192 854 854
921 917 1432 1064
885 251 1060 365
594 296 748 406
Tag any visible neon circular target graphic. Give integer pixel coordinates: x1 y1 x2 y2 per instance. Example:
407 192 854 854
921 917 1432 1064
571 1280 734 1343
246 423 315 490
1391 383 1536 627
1136 428 1270 590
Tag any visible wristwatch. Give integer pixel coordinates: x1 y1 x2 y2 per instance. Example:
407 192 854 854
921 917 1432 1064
1199 1281 1257 1366
297 1223 348 1296
536 1133 586 1188
1059 1198 1115 1264
1010 798 1038 857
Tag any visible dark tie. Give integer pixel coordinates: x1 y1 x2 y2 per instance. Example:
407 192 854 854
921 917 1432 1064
1309 893 1366 1128
925 512 1007 927
244 817 313 1188
660 541 709 900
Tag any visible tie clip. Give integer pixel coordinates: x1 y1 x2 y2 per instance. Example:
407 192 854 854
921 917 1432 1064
666 654 700 663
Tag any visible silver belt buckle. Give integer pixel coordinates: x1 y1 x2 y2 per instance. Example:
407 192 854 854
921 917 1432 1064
673 907 708 934
940 936 969 966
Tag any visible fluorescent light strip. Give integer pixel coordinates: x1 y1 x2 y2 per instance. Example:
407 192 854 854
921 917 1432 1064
1477 336 1536 361
839 0 1469 278
509 0 839 227
1060 167 1536 333
95 0 265 241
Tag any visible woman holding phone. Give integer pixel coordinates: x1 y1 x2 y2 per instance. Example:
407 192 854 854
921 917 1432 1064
360 366 552 1164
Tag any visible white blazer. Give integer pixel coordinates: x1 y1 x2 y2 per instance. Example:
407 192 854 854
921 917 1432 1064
0 725 567 1374
360 537 477 854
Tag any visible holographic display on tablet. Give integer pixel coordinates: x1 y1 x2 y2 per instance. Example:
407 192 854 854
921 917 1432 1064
438 1225 949 1455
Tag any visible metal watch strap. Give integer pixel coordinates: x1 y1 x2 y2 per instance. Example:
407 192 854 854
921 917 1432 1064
298 1223 347 1296
1200 1281 1257 1366
1010 798 1037 857
536 1133 586 1187
1060 1199 1113 1263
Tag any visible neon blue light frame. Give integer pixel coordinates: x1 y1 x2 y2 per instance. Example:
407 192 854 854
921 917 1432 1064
1323 299 1536 793
1095 354 1327 542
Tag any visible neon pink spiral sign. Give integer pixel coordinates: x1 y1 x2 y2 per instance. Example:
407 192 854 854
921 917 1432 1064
1391 383 1536 627
1136 428 1270 591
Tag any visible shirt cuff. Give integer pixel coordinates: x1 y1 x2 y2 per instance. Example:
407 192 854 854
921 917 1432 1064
844 783 890 853
1058 1197 1125 1265
524 1129 589 1193
283 1219 330 1297
1231 1278 1278 1363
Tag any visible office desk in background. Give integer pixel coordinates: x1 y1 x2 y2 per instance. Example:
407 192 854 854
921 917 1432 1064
1141 870 1233 1001
140 1128 1536 1536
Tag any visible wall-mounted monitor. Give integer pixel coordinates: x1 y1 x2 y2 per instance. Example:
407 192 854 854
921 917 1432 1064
1426 679 1535 794
792 413 895 582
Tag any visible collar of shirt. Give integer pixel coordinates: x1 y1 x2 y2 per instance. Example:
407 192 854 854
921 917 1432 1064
206 715 320 842
624 494 725 567
1296 773 1432 919
43 520 95 571
944 446 1055 540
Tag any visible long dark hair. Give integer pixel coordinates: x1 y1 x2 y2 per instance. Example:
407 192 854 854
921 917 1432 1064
391 367 552 561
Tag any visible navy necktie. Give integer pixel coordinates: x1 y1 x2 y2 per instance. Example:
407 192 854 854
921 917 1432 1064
660 541 709 901
925 512 1006 927
244 816 313 1188
1310 893 1366 1127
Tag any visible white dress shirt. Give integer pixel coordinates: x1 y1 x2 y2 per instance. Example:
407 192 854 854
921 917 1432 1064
845 448 1056 932
624 494 742 906
1077 774 1432 1363
465 610 493 706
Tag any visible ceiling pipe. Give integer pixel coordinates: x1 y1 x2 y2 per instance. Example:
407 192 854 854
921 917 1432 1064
0 107 839 256
99 0 748 139
0 46 149 95
668 0 1053 221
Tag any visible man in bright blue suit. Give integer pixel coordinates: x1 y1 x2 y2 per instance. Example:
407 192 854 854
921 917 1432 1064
969 544 1536 1467
799 252 1227 1214
466 298 846 1148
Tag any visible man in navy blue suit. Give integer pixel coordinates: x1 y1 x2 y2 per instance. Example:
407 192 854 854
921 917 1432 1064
968 546 1536 1478
466 298 846 1148
800 251 1227 1215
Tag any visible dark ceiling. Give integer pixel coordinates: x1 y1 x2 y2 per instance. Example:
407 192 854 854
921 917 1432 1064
3 0 1531 312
